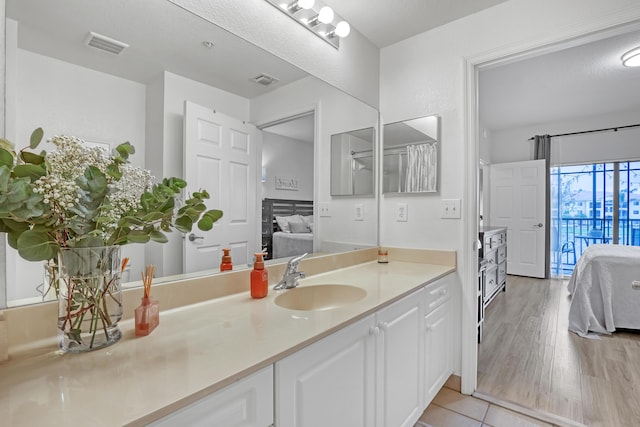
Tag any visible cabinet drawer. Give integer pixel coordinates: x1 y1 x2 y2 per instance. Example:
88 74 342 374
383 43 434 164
484 250 497 267
425 276 451 312
484 267 498 299
497 245 507 263
498 261 507 284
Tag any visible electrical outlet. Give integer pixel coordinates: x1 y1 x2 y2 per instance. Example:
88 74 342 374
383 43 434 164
354 204 364 221
441 199 461 219
396 203 408 222
319 203 331 217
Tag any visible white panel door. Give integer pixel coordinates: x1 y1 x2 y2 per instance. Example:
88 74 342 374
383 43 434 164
490 159 546 278
183 101 260 273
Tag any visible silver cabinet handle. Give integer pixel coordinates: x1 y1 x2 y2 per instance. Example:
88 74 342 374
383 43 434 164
188 233 204 242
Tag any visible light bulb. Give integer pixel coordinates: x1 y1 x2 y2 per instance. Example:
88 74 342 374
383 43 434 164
622 47 640 67
318 6 334 24
297 0 315 10
335 21 350 38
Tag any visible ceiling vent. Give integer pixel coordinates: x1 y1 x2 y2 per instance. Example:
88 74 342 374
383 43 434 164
251 73 279 86
84 32 129 55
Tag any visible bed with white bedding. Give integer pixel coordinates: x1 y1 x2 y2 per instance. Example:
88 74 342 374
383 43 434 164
567 244 640 337
261 198 313 260
272 231 314 259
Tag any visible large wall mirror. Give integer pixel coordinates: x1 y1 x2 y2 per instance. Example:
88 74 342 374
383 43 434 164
2 0 379 308
383 115 439 193
330 127 375 196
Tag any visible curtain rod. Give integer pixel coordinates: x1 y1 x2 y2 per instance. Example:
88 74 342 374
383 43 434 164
527 123 640 141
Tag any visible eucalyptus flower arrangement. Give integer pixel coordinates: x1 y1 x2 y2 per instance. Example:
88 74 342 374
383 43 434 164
0 128 223 261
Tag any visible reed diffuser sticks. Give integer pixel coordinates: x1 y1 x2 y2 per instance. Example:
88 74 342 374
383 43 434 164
135 264 159 336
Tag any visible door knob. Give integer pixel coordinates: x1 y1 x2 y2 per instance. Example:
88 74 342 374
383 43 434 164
534 223 543 228
188 233 204 242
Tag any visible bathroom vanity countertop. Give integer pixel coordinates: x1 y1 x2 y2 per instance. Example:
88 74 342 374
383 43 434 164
0 259 455 426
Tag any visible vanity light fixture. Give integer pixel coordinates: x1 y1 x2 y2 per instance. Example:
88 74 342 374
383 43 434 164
621 46 640 67
265 0 350 49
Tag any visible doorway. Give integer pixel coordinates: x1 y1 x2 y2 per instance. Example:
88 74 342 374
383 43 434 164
469 20 640 420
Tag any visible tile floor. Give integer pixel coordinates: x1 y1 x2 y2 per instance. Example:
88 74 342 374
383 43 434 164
415 383 556 427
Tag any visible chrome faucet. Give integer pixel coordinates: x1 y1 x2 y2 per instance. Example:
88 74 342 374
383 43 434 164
274 253 308 290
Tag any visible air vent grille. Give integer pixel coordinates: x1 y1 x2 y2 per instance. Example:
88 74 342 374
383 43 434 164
252 74 279 86
85 32 129 55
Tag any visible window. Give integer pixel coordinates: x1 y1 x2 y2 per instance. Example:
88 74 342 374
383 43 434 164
550 161 640 277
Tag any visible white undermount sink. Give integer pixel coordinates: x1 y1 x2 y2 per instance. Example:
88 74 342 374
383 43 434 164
274 284 366 311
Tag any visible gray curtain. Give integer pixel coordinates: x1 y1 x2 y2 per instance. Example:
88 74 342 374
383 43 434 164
534 135 551 278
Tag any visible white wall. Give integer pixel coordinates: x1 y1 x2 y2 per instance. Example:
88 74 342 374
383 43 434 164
380 0 640 379
168 0 380 108
262 132 314 201
251 76 379 251
489 107 640 165
5 44 146 303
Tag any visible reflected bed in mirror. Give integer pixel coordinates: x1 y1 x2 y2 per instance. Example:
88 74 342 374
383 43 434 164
2 0 379 308
330 127 375 196
383 115 439 193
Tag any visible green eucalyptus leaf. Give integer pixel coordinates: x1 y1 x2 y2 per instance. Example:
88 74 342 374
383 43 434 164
118 216 144 227
149 230 168 243
115 142 134 161
13 164 46 181
197 210 223 231
83 166 108 193
125 230 150 243
106 163 122 180
0 165 10 191
0 147 14 168
29 128 44 149
142 211 165 222
0 138 15 153
17 230 57 261
20 151 45 165
174 215 193 233
6 231 20 249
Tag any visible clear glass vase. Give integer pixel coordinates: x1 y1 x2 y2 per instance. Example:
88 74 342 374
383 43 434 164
57 246 123 353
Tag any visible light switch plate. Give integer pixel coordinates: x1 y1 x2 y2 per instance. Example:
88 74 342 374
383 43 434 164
319 203 331 217
441 199 461 219
396 203 408 222
354 204 364 221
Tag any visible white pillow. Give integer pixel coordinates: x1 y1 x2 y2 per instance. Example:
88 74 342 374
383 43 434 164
289 221 311 233
301 215 314 225
275 215 303 233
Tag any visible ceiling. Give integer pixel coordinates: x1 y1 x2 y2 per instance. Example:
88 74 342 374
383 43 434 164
7 0 308 99
323 0 509 48
479 28 640 131
10 0 640 137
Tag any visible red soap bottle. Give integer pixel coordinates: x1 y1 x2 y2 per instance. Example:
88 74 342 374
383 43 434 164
251 253 268 299
220 248 233 271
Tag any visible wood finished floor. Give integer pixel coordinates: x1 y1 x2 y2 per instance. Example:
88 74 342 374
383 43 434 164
477 275 640 427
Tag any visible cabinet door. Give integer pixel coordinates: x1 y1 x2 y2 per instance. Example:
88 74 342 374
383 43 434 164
150 365 273 427
424 301 452 405
375 289 424 427
276 315 376 427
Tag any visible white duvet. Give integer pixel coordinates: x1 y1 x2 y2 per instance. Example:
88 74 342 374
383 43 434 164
568 244 640 337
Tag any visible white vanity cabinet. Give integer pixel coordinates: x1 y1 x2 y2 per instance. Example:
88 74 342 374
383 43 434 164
150 365 273 427
375 288 424 427
275 314 377 427
423 274 453 405
276 285 432 427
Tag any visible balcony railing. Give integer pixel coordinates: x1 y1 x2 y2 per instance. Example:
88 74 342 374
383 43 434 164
551 217 640 275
